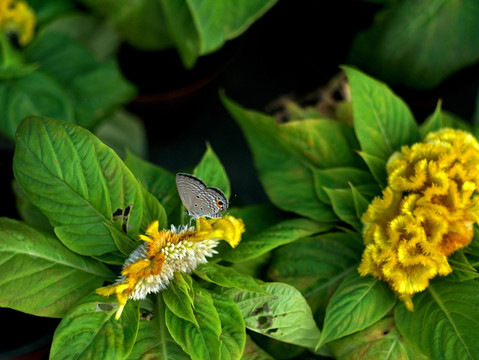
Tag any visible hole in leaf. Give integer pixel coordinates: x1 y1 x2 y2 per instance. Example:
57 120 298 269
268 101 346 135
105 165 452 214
140 311 154 322
257 315 273 330
112 208 123 220
266 327 278 335
111 204 134 233
123 204 132 217
251 302 272 316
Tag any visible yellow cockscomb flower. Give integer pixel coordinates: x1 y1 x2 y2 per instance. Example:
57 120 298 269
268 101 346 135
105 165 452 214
0 0 36 45
97 215 245 319
359 128 479 310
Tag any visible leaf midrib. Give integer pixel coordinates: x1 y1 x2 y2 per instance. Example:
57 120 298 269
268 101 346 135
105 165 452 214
0 247 113 277
16 124 114 233
428 284 473 359
364 87 393 154
402 0 447 38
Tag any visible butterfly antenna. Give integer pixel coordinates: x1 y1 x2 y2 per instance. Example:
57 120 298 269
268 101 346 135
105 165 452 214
226 194 237 214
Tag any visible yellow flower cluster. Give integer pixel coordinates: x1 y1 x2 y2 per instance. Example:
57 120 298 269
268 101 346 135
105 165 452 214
0 0 36 45
359 128 479 310
97 215 245 319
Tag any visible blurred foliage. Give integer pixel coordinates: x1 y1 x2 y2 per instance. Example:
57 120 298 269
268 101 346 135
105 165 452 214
349 0 479 89
78 0 279 68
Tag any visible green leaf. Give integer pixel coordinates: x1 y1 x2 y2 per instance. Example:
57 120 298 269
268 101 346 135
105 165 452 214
0 218 115 317
220 218 332 263
0 32 24 70
268 232 363 293
395 279 479 360
0 34 38 78
79 0 174 50
128 296 189 359
91 250 125 266
140 187 168 233
350 183 371 221
0 70 75 138
282 99 324 121
228 254 271 281
357 151 387 189
421 101 472 138
68 61 136 129
222 94 338 222
50 292 139 360
464 227 479 262
251 337 308 360
157 0 198 67
278 119 361 169
211 291 246 360
344 66 420 161
24 31 97 82
420 101 445 137
0 31 135 139
227 204 284 238
162 273 197 326
25 32 136 129
124 151 181 223
318 272 396 348
328 317 428 360
323 187 362 232
29 0 76 26
324 180 373 231
13 116 143 256
223 282 322 351
195 263 267 295
102 222 136 260
268 232 363 322
161 0 278 67
242 335 275 360
94 109 148 159
194 143 231 199
129 321 188 360
0 61 38 79
349 0 479 89
447 251 479 282
312 167 378 204
42 13 121 62
12 180 53 234
217 204 284 278
166 282 222 360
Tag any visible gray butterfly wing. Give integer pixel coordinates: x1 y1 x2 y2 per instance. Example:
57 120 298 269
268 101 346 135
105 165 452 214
176 173 228 218
197 187 228 218
176 173 206 215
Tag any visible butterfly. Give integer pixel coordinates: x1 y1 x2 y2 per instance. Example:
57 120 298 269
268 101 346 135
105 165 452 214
176 173 228 219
